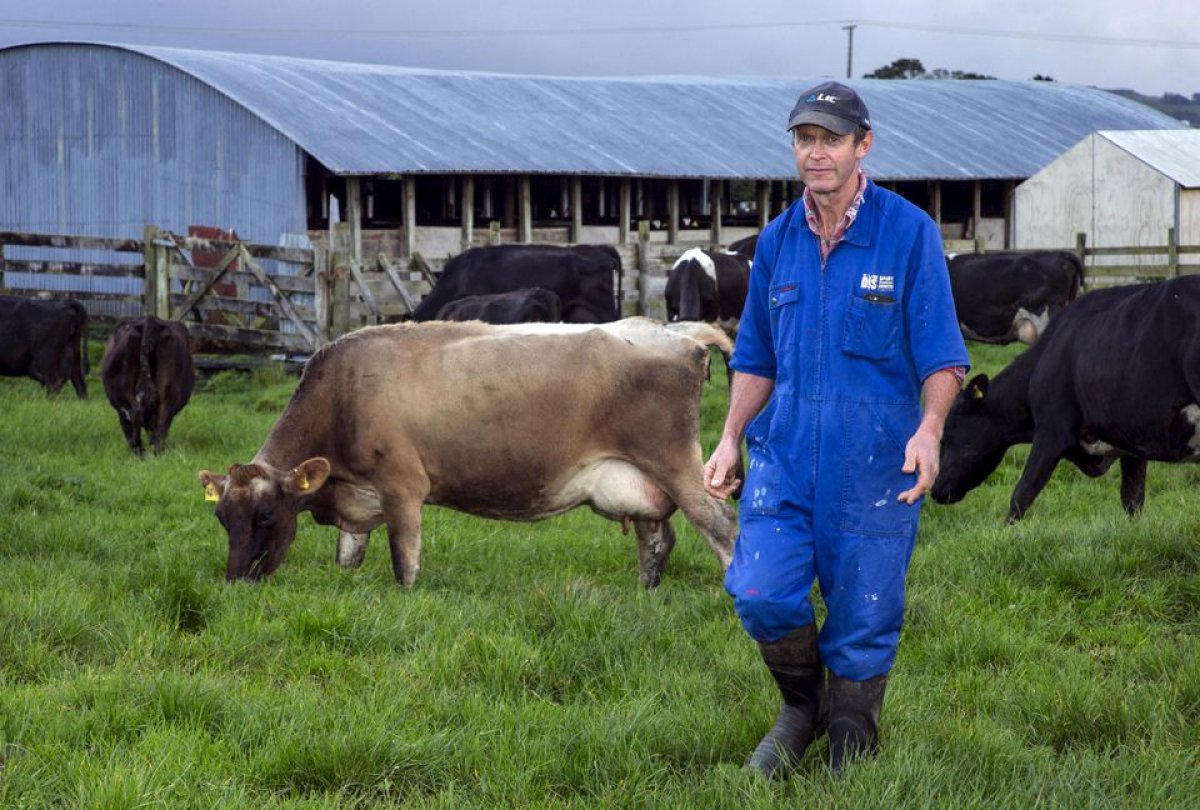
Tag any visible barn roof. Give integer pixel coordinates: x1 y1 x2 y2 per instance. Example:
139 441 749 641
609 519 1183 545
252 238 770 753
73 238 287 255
1097 130 1200 189
4 41 1189 182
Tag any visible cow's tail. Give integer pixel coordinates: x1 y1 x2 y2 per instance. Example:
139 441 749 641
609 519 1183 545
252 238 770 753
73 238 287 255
1068 250 1086 297
138 317 162 418
662 320 734 380
69 300 90 375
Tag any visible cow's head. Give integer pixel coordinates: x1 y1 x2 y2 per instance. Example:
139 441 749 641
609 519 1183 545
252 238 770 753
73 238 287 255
199 458 331 581
931 374 1011 505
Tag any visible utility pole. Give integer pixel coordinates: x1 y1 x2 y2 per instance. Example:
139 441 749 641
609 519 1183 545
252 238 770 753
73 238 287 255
842 24 856 79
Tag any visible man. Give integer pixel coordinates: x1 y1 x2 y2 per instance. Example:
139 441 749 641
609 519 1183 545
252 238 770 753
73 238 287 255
704 81 968 777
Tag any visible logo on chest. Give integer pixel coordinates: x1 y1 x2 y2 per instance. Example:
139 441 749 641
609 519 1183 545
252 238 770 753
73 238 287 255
859 274 895 293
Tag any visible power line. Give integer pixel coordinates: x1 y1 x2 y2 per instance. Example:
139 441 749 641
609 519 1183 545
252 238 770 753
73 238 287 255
1 16 1198 51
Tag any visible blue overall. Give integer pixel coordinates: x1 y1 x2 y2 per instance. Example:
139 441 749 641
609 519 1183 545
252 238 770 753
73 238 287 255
726 181 969 681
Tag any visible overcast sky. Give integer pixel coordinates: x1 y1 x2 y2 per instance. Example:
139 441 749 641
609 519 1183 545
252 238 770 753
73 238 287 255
2 1 1197 97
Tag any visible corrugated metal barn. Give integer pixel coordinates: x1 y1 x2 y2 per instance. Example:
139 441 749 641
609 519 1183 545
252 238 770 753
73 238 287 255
1015 129 1200 259
0 40 1189 263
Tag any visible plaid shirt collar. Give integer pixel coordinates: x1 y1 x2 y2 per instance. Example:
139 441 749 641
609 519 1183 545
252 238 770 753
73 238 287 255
803 168 868 265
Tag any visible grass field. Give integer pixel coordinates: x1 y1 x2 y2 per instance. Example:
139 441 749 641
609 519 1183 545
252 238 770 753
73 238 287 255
1 340 1197 808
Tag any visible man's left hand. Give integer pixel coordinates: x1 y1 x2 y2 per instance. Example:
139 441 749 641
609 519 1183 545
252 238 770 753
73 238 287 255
897 427 941 504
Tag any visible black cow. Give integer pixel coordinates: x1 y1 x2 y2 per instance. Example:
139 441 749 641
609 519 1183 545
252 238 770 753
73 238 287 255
411 244 621 323
664 247 750 325
948 250 1085 345
932 276 1200 522
0 295 89 398
727 234 758 261
435 287 563 324
102 316 195 456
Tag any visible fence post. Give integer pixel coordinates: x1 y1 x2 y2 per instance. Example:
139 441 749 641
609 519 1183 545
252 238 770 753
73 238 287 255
313 245 330 344
1075 232 1087 267
142 224 159 316
974 235 986 254
636 220 654 317
1168 227 1178 278
153 232 170 318
488 220 501 246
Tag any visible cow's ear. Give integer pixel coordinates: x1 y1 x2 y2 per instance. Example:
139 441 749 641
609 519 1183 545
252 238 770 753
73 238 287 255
199 470 227 502
965 374 990 402
282 457 331 497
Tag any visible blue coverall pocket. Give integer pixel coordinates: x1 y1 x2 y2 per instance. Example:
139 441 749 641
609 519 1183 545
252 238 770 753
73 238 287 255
741 397 790 515
842 294 900 360
838 402 919 536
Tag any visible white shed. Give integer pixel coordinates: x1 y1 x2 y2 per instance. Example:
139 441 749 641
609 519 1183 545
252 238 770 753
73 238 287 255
1014 130 1200 264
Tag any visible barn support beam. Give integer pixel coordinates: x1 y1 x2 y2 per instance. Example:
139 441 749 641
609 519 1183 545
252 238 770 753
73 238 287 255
619 178 632 245
757 181 771 231
346 176 363 264
667 180 680 245
402 176 416 258
709 179 723 247
972 180 982 240
929 181 942 228
461 175 475 252
570 177 583 243
518 176 532 244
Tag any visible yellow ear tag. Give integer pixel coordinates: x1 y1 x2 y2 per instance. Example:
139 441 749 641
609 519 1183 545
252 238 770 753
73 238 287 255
297 472 309 491
970 386 985 400
204 482 220 501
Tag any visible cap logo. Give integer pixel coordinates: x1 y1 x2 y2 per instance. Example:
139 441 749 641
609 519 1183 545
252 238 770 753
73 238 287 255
809 93 839 104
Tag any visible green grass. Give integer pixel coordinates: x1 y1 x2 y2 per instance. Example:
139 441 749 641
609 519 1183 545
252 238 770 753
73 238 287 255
1 343 1197 807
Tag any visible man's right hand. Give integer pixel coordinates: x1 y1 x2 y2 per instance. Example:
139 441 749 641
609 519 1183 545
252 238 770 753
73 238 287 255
703 439 743 500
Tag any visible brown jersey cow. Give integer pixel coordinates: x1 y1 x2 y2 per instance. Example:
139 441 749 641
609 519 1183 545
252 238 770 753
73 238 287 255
200 318 736 588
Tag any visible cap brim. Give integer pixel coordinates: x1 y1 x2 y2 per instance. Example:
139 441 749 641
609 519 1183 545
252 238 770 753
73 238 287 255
786 111 857 135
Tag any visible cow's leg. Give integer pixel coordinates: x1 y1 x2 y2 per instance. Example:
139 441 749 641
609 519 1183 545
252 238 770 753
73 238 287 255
336 531 371 568
1007 431 1072 522
1118 456 1148 517
633 519 676 589
117 410 144 457
382 497 424 588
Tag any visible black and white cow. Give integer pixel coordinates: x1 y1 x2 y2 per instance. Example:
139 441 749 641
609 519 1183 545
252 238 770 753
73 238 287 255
411 244 621 324
435 287 563 324
932 276 1200 522
664 247 750 326
948 250 1085 345
0 295 89 398
726 234 758 262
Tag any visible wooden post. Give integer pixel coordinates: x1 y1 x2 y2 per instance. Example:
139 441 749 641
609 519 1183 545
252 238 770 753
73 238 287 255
709 179 723 247
618 178 632 245
929 181 942 227
1168 227 1179 277
330 222 353 338
667 180 679 245
518 176 532 243
460 175 475 251
636 220 653 316
488 220 501 246
757 181 770 231
313 245 331 342
142 224 160 316
972 180 982 240
402 175 416 259
346 176 363 265
1075 232 1088 270
570 177 583 243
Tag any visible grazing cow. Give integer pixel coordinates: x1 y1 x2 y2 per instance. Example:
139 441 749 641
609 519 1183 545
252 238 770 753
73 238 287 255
0 295 89 398
199 318 737 589
411 243 621 324
664 247 751 325
727 234 758 261
102 316 195 456
435 286 563 324
948 250 1085 345
932 276 1200 522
